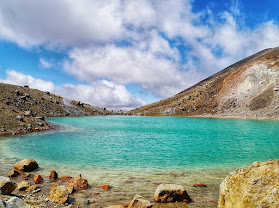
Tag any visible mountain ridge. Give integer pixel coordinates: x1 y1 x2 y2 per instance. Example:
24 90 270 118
130 46 279 120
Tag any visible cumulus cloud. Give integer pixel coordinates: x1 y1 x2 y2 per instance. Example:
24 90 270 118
40 58 53 68
0 70 55 92
1 0 279 101
0 70 145 110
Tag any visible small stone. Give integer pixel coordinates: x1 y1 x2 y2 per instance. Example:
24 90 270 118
60 176 72 182
7 169 20 178
15 115 23 121
99 185 110 191
33 175 43 184
128 194 152 208
0 176 16 195
26 185 40 192
17 181 30 191
49 185 69 204
24 110 33 117
49 171 58 180
67 175 88 190
193 183 207 187
14 158 39 172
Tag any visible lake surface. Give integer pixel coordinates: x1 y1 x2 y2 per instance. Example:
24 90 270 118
1 116 279 206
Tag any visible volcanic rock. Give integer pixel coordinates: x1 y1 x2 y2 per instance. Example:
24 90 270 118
67 175 88 190
154 184 191 203
49 171 58 180
0 176 16 195
49 185 69 204
128 194 152 208
17 181 30 191
7 169 20 178
33 175 43 184
14 159 39 172
218 159 279 208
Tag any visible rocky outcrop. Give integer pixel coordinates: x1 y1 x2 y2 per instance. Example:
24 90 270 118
218 160 279 208
14 159 39 172
66 175 88 190
49 185 69 204
0 82 126 136
0 177 16 195
0 197 32 208
154 184 191 203
128 195 152 208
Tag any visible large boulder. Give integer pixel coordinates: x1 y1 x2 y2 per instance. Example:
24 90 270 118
218 160 279 208
67 175 88 190
49 185 69 204
14 159 39 172
154 184 191 203
128 195 152 208
0 176 16 195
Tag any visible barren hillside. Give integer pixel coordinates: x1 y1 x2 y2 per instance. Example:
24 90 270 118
0 83 113 135
131 46 279 120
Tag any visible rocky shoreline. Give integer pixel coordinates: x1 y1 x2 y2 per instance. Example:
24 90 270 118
1 159 279 208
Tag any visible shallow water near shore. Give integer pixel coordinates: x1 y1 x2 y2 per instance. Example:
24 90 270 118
1 116 279 206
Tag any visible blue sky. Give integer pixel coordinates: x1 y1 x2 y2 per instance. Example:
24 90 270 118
0 0 279 110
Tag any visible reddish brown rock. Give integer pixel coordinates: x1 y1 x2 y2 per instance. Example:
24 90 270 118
33 175 43 184
154 184 191 203
60 176 72 182
99 185 111 191
49 185 69 204
193 183 207 187
14 158 39 172
7 169 21 178
49 171 58 180
67 175 88 190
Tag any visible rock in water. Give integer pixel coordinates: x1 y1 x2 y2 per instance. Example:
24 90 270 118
49 185 69 204
128 194 152 208
154 184 191 203
0 177 16 195
218 160 279 208
14 159 39 172
67 175 88 190
5 197 31 208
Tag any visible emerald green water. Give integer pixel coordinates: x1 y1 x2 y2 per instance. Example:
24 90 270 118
0 116 279 206
1 116 279 170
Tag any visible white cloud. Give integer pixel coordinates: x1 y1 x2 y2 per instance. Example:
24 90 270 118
1 0 279 101
0 70 145 110
40 58 53 68
56 81 146 111
0 70 55 92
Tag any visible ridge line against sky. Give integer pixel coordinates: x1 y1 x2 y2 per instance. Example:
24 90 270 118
0 0 279 110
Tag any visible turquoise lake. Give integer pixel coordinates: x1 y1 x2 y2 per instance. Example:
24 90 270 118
1 116 279 206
